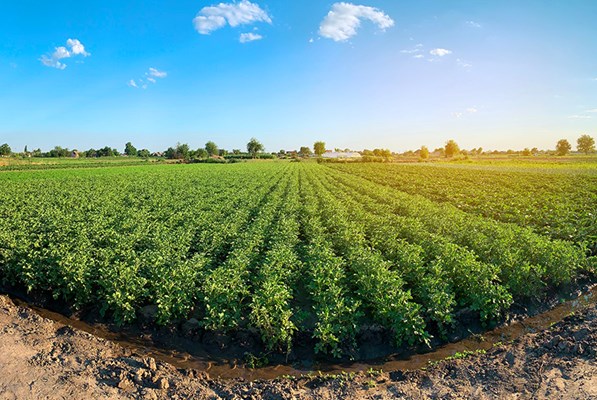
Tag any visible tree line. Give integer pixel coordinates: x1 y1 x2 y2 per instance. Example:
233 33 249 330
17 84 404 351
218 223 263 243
0 134 594 159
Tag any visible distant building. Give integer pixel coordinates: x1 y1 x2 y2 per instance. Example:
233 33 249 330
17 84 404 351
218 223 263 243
321 151 362 159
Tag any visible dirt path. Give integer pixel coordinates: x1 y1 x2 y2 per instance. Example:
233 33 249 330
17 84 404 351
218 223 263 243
1 295 596 399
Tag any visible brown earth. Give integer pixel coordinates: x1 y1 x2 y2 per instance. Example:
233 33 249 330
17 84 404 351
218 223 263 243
0 294 596 400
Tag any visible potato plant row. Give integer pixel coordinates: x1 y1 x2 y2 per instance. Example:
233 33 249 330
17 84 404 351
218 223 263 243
327 162 597 252
0 162 592 357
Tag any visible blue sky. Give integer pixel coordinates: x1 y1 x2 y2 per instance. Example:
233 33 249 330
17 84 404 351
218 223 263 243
0 0 595 152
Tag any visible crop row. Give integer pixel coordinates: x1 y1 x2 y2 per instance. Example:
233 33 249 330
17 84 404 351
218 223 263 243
327 163 597 252
0 162 592 358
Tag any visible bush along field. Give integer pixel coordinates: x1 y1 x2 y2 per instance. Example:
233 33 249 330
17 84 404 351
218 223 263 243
0 161 594 358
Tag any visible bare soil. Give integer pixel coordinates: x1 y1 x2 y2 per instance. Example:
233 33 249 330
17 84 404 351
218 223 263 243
1 295 596 399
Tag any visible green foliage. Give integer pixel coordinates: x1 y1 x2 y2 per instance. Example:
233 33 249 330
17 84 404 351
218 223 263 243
124 142 137 156
314 141 326 156
556 139 571 156
247 137 265 158
0 160 592 358
577 134 595 154
299 146 312 156
445 140 460 158
205 141 218 157
0 143 11 156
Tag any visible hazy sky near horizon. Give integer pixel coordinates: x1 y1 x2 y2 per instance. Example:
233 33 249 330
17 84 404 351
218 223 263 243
0 0 595 152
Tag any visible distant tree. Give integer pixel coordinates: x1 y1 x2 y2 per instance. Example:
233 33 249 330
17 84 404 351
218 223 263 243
85 148 97 158
218 149 229 157
49 146 71 158
177 143 190 159
247 137 264 158
233 149 241 155
0 143 12 156
299 146 312 156
205 141 218 157
195 148 208 159
124 142 137 156
373 148 391 159
522 148 532 156
420 146 429 159
444 140 460 158
556 139 571 156
137 149 151 158
24 145 28 154
314 141 326 156
432 147 445 157
32 148 42 157
163 143 190 160
164 147 176 159
577 134 595 154
531 147 539 155
96 147 113 157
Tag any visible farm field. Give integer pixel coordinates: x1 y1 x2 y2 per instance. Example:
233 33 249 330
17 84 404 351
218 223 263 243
0 160 595 359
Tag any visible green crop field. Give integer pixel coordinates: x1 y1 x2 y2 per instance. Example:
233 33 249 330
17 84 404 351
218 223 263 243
0 160 595 357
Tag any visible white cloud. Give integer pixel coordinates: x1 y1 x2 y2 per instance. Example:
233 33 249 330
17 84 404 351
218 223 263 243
40 38 89 69
585 108 597 113
466 20 481 28
66 39 90 56
239 32 263 43
40 55 67 70
193 0 272 35
129 68 167 89
568 115 592 119
319 2 394 42
430 48 452 57
413 54 424 59
457 58 472 68
147 67 167 78
453 107 478 118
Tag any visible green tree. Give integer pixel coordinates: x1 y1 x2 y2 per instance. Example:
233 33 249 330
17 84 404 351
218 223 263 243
314 141 326 156
195 148 208 159
444 140 460 158
205 141 218 157
0 143 12 156
247 137 264 158
137 149 151 158
556 139 571 156
299 146 312 156
420 146 429 159
124 142 137 156
577 134 595 154
164 143 190 160
49 146 71 158
522 148 532 156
